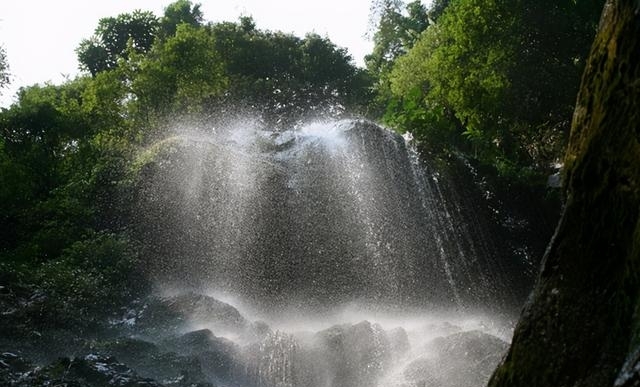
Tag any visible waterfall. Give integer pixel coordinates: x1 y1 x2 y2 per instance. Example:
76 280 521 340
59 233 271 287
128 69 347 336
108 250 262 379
135 118 526 312
129 118 540 386
137 119 514 311
250 332 299 387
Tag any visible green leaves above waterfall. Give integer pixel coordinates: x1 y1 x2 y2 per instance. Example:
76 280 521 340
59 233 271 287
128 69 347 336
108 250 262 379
76 5 371 121
369 0 604 180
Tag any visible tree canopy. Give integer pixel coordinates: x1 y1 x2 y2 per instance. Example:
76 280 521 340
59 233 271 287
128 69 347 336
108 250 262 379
160 0 204 36
372 0 604 180
77 10 159 76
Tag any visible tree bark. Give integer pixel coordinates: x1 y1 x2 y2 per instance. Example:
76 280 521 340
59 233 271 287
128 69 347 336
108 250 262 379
488 1 640 386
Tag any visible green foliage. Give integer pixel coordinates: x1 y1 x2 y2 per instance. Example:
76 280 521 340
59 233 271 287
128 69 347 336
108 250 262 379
0 77 143 331
428 0 451 21
77 10 159 75
380 0 604 180
208 18 371 122
0 80 91 206
36 232 143 325
366 0 428 76
133 24 227 117
412 0 514 157
160 0 204 37
0 79 143 330
366 0 429 115
81 69 133 138
0 77 140 266
75 12 371 125
382 87 458 152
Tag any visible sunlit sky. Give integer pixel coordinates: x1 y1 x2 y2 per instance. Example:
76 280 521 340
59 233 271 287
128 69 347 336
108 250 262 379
0 0 380 107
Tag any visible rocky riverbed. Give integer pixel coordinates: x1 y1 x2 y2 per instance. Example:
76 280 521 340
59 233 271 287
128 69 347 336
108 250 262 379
1 291 510 387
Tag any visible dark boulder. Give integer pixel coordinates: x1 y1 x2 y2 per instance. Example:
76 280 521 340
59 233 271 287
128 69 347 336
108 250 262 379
91 337 209 385
161 329 242 383
131 292 249 337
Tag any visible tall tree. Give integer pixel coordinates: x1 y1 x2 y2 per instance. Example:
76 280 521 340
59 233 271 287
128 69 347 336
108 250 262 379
366 0 429 78
390 0 515 156
208 17 371 121
387 0 603 176
489 0 640 385
365 0 429 115
132 24 227 117
77 10 159 76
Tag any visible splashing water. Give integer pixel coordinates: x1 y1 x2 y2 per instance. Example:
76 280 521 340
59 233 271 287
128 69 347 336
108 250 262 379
132 118 533 386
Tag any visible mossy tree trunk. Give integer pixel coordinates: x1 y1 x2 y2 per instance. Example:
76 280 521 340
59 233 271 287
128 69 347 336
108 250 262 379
488 1 640 386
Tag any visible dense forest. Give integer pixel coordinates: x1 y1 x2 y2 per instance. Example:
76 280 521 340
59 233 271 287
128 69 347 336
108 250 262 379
1 0 637 386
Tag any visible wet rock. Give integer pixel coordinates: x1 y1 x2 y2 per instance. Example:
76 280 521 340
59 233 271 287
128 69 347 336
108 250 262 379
0 351 218 387
95 337 159 358
615 345 640 387
0 353 164 387
161 329 242 384
0 351 33 384
132 292 249 337
92 337 209 385
163 329 224 354
240 330 339 387
404 330 508 387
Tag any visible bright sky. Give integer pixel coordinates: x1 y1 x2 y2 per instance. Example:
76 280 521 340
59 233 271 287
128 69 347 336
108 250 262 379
0 0 377 107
